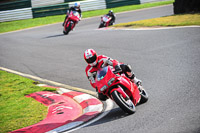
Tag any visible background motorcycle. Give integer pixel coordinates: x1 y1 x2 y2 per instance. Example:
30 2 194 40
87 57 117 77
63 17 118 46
98 15 112 28
95 66 148 114
63 11 80 35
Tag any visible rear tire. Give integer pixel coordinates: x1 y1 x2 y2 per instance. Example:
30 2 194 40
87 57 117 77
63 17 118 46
139 86 148 104
111 90 136 114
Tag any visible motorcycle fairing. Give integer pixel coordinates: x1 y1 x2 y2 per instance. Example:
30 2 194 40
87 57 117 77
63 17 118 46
95 66 141 105
64 11 80 32
115 76 141 105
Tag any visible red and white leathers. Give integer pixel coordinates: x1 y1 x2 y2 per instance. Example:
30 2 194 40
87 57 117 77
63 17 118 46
84 49 142 93
85 55 119 89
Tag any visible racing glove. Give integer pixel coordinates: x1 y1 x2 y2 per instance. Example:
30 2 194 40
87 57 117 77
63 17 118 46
114 65 122 73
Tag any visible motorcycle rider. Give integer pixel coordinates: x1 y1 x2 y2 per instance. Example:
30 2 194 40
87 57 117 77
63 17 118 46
106 10 116 25
62 2 82 26
84 49 141 101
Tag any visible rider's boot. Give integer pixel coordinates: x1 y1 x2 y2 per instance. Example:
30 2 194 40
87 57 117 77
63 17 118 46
129 74 143 94
128 73 142 86
121 64 142 86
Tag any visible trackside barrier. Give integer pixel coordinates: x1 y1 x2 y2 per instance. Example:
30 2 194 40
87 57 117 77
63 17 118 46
31 0 64 8
0 0 31 11
0 0 170 22
32 3 69 18
32 0 106 18
140 0 169 4
69 0 107 12
64 0 82 2
0 8 33 22
105 0 140 8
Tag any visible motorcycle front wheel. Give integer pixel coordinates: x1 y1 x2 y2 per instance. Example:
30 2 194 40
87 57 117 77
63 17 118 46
98 23 104 28
63 22 72 35
111 90 136 114
63 30 68 35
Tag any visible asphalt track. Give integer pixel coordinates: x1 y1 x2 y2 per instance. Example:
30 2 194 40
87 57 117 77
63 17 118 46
1 4 200 133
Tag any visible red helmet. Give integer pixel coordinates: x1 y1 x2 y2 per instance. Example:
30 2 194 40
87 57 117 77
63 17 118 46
84 49 98 66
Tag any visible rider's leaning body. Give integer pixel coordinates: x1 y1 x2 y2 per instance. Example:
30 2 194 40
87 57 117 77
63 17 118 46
63 2 82 26
84 49 141 100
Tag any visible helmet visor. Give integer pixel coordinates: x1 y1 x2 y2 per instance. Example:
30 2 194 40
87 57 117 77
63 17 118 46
85 55 97 64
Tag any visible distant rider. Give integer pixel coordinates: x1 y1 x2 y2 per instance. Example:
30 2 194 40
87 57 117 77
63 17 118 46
62 2 82 26
84 49 141 101
106 10 116 25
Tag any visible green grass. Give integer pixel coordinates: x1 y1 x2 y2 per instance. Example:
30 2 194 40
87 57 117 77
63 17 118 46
0 70 56 133
0 0 174 33
113 13 200 28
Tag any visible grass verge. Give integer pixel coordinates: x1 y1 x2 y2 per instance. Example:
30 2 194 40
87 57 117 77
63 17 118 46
0 0 174 33
113 13 200 28
0 70 56 133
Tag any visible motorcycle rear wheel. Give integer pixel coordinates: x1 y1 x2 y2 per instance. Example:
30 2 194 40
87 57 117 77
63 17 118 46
139 86 148 104
111 90 136 114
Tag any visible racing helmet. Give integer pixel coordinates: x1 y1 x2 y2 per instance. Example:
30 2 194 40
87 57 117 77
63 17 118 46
74 2 80 10
84 49 98 66
109 10 113 15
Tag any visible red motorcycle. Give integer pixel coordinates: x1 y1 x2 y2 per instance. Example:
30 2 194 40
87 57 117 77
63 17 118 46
95 66 148 114
98 15 112 28
63 10 80 35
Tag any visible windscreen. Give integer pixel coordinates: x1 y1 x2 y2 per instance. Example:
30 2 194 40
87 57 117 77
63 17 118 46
72 11 79 16
96 67 108 81
103 15 109 22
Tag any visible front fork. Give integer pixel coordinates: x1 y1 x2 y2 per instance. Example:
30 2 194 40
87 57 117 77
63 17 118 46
110 86 129 101
110 85 139 105
65 20 76 29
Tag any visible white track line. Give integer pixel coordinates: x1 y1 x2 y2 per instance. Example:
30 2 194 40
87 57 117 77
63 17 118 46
97 25 200 31
64 99 114 133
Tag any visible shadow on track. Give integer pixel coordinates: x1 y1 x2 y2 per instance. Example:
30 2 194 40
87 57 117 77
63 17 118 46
84 101 147 129
87 107 130 127
45 34 65 38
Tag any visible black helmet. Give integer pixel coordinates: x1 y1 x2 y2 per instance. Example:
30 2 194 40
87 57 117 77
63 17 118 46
109 10 113 14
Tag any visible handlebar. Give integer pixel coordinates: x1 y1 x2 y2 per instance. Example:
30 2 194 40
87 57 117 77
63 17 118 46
113 70 121 74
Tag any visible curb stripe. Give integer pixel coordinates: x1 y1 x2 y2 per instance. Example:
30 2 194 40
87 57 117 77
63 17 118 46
0 67 107 132
83 104 103 114
57 88 72 93
80 98 102 109
46 85 103 133
73 94 95 103
75 111 100 121
35 84 103 132
63 99 114 133
47 112 100 133
62 91 85 97
46 121 84 133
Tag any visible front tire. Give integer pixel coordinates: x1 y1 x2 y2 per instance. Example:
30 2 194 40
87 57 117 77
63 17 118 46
111 90 136 114
66 23 72 34
99 22 104 28
63 22 72 35
63 30 68 35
